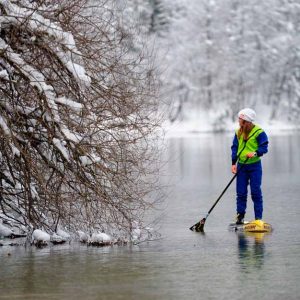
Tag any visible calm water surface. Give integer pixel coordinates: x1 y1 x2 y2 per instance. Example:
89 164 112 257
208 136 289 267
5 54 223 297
1 133 300 300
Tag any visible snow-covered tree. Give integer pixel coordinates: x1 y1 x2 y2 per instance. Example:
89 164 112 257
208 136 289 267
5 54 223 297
0 0 159 237
134 0 300 128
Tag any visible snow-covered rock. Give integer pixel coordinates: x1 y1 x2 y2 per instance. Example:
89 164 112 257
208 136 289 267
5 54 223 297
77 230 89 243
50 229 70 244
32 229 50 246
0 223 13 237
50 233 66 245
56 229 70 240
88 232 112 246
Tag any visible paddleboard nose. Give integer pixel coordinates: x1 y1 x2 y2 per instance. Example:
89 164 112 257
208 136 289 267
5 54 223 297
244 220 272 233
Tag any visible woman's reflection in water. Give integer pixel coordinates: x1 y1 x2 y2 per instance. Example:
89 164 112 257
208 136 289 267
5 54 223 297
237 232 269 271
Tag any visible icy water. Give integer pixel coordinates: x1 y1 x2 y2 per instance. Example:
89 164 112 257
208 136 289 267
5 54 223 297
1 133 300 300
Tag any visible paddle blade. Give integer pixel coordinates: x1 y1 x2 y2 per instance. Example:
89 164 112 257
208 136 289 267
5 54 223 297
189 218 206 232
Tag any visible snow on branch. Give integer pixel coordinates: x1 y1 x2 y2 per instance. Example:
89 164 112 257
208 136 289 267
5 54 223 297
0 115 10 135
1 42 61 125
0 0 91 87
55 96 83 111
0 69 9 80
52 138 70 162
61 127 83 143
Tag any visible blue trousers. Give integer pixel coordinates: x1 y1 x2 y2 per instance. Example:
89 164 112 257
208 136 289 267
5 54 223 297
236 161 263 220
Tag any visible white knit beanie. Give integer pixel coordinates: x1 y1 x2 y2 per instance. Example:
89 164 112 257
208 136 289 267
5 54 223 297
238 108 256 123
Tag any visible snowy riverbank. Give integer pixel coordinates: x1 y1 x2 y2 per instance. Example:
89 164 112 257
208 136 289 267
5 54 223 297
0 223 156 248
163 119 300 138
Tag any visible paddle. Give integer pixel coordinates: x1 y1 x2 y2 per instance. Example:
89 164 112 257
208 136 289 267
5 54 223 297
190 157 249 232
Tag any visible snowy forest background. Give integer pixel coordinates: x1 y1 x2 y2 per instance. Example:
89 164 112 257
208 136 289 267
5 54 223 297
125 0 300 132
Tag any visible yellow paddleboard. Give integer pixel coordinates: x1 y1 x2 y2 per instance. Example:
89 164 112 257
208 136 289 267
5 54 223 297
243 220 272 233
228 220 273 233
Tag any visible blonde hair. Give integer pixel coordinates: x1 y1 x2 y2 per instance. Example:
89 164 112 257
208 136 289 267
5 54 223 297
237 122 254 140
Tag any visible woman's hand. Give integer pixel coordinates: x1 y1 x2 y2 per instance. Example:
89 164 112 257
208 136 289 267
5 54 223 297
231 165 237 174
246 152 257 158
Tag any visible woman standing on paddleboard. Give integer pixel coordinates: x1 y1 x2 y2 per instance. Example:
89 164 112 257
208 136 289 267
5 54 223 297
231 108 269 225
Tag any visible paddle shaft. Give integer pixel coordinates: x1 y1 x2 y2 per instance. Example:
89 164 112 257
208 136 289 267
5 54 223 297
205 158 249 219
207 174 236 215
